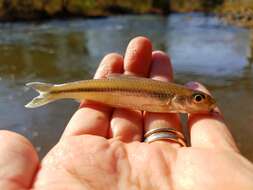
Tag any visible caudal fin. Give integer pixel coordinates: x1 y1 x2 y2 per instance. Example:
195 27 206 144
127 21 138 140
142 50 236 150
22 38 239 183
25 82 54 108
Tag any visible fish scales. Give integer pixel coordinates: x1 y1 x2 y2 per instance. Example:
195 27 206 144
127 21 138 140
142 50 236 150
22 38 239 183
52 77 185 98
52 78 178 112
25 76 216 113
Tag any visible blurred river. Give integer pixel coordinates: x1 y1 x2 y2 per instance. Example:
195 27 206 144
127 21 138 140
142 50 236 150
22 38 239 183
0 14 252 160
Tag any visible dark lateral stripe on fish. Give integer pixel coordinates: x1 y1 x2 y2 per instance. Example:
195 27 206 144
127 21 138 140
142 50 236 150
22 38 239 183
51 87 173 100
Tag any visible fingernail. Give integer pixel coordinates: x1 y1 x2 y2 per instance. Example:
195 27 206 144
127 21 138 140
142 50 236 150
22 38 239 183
185 81 199 89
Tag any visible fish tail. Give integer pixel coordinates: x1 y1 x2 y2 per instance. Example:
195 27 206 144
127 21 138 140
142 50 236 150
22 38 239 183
25 82 54 108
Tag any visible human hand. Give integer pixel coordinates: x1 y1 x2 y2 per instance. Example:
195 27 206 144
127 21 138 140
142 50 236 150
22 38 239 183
1 36 253 190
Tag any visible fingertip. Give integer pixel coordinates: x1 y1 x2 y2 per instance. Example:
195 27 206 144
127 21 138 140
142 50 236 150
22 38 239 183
0 130 38 162
94 53 124 79
0 130 36 151
185 81 200 89
0 130 39 188
124 36 152 76
103 52 124 63
129 36 152 48
150 50 173 81
152 50 169 58
185 81 211 95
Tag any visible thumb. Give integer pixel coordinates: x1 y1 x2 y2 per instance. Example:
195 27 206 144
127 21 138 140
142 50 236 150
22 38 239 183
0 130 39 189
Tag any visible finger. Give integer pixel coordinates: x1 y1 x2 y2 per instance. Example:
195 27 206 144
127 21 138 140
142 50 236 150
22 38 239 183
124 36 152 76
62 53 123 138
0 130 39 189
144 51 183 148
187 82 239 152
110 37 152 142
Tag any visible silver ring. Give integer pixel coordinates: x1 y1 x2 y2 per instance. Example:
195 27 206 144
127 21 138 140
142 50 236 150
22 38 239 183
144 127 185 140
144 127 186 147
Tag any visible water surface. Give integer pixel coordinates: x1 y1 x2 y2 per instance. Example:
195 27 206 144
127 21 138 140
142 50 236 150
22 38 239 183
0 14 252 160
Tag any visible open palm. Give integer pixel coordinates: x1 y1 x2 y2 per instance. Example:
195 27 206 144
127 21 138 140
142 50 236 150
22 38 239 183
1 37 253 190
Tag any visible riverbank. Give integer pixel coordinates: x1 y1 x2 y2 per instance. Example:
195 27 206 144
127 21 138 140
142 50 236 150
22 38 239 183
0 0 224 21
219 1 253 28
0 0 252 29
0 0 165 21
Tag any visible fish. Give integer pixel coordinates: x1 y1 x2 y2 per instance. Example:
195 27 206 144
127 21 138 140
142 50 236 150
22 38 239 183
25 75 216 113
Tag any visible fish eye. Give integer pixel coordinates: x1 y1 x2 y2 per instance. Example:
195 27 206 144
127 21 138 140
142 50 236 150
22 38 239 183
193 93 205 103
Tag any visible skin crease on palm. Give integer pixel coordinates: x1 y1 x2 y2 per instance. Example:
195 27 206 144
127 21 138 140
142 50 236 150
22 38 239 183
0 37 253 190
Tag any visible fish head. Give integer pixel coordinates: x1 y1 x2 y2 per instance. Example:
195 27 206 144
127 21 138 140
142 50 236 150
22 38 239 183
186 90 216 113
172 90 216 113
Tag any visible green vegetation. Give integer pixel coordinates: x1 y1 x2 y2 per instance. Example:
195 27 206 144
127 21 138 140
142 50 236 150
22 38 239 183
170 0 223 12
220 0 253 28
0 0 252 23
0 0 156 20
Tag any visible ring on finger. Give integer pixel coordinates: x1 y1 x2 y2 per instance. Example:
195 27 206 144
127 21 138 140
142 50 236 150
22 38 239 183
144 127 186 147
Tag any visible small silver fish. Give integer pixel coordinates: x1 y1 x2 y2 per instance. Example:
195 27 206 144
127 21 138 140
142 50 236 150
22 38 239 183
25 75 216 113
